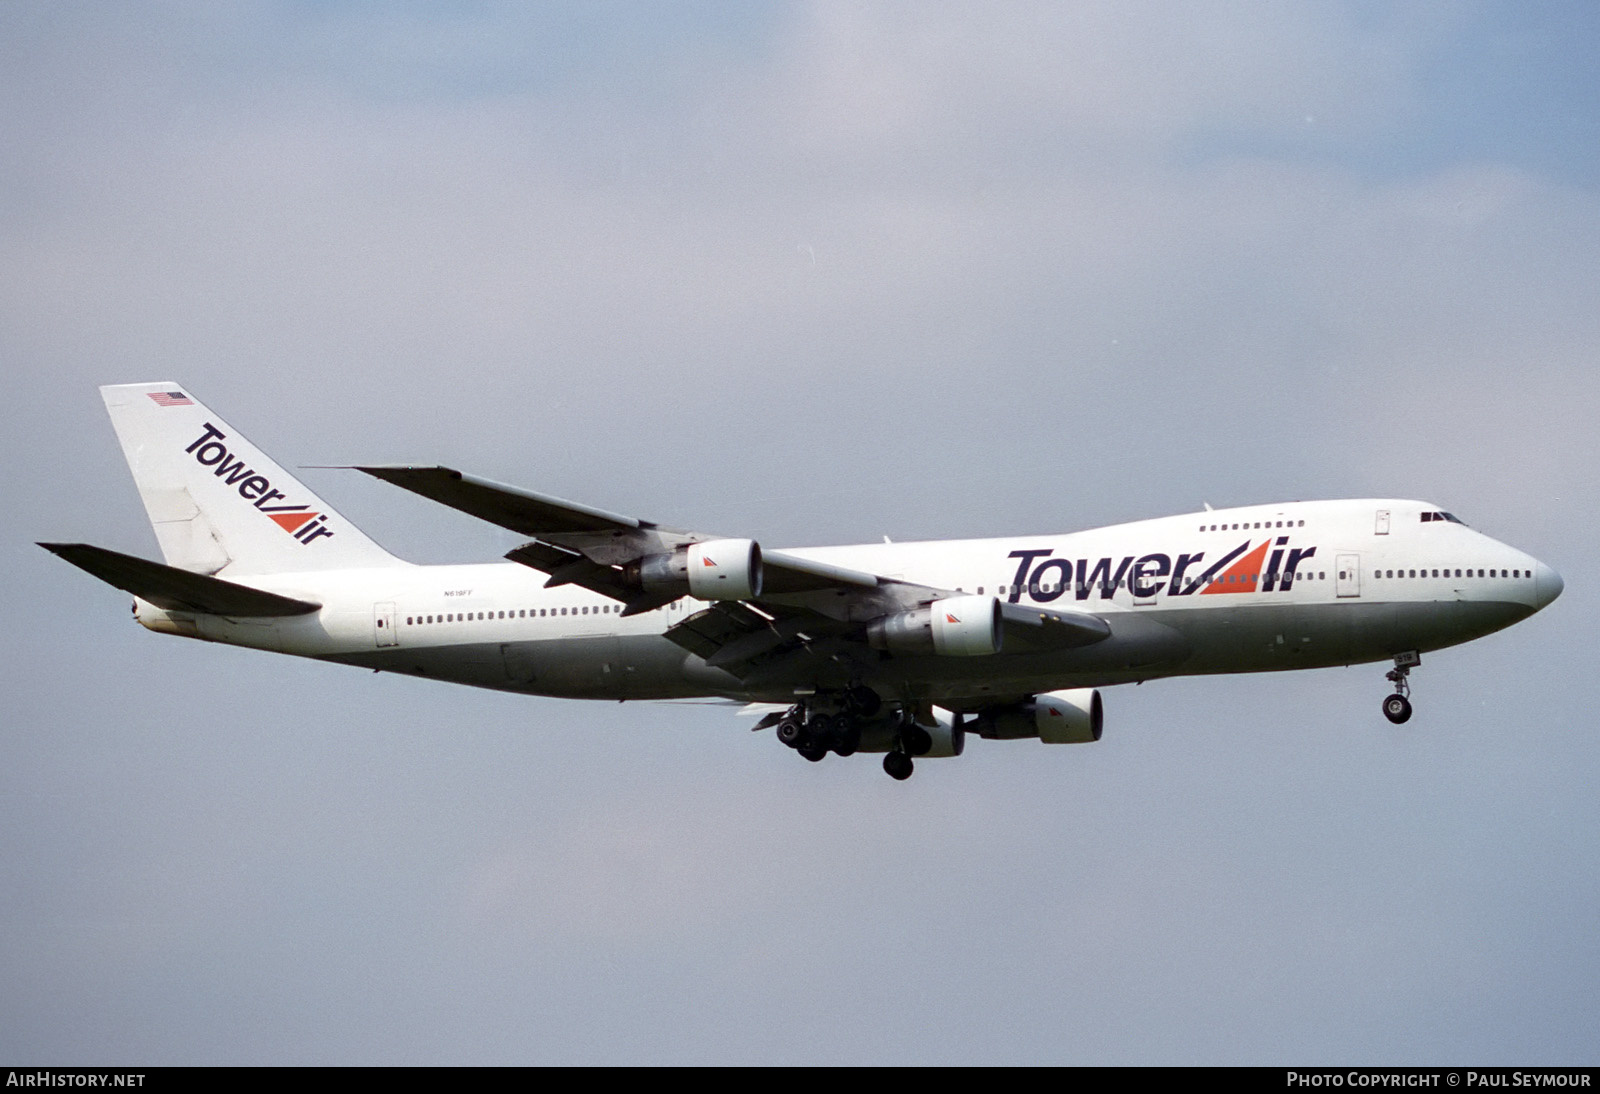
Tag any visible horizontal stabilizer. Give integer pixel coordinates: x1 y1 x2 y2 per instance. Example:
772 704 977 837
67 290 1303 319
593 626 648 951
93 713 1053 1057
39 543 321 617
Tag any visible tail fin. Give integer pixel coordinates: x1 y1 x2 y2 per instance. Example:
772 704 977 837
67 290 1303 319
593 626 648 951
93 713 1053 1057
101 383 403 575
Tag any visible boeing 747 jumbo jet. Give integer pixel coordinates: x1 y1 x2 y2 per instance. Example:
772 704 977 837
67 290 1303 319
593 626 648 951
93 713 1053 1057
43 383 1563 780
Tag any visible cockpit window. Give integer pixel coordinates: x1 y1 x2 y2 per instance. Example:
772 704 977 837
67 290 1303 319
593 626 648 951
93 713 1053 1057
1420 511 1467 526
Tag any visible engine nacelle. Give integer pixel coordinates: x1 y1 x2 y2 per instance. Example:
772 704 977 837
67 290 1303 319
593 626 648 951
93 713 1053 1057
1034 688 1103 743
972 688 1103 744
865 594 1003 657
687 539 762 600
855 709 968 758
626 538 763 601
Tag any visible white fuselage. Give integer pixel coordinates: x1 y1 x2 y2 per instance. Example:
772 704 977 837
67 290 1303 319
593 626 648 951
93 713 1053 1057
132 498 1560 708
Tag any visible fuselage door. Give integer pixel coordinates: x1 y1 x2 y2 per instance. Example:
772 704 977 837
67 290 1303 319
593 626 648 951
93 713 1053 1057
1375 509 1390 535
374 601 398 647
1335 555 1361 599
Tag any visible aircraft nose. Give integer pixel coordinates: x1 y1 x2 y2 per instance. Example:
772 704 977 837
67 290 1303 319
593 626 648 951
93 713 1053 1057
1534 560 1564 610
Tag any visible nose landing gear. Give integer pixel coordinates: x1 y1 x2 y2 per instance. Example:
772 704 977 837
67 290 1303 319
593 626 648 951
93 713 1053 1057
1382 651 1420 724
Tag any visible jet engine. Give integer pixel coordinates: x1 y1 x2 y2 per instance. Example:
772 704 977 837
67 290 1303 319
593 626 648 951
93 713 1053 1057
865 594 1003 656
924 709 967 757
622 538 763 601
971 688 1103 743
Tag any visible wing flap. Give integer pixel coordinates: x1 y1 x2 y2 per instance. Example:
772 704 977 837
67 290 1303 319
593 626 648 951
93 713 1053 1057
663 602 773 663
40 543 321 617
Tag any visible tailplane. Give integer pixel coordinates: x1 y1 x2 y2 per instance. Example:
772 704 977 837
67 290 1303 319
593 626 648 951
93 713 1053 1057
101 383 403 575
39 542 322 616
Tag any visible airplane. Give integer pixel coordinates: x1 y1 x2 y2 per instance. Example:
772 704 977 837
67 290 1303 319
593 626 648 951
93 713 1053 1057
42 383 1563 780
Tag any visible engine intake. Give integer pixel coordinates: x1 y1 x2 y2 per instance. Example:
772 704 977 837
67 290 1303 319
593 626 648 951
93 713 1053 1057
866 594 1003 657
972 688 1103 743
624 538 763 601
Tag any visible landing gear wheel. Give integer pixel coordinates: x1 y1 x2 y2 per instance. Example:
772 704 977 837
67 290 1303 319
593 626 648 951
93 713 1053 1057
901 725 933 757
883 751 914 781
798 745 828 762
1382 694 1412 724
775 718 805 748
832 721 861 757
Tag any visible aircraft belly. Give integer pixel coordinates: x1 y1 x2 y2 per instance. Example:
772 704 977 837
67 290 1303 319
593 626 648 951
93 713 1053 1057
1170 598 1534 674
500 634 721 699
324 641 505 686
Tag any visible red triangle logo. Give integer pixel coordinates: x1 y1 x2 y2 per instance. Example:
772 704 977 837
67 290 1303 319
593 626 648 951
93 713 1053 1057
268 511 317 534
1200 540 1272 594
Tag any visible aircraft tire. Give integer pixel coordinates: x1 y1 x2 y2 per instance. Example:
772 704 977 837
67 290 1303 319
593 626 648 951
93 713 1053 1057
776 718 805 747
798 745 828 762
883 751 914 781
1382 694 1413 724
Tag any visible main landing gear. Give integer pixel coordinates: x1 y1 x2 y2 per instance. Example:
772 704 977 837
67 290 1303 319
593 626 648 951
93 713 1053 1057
775 707 863 759
1382 651 1420 724
771 689 932 780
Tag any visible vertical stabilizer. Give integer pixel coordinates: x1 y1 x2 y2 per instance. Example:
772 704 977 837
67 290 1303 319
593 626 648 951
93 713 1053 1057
101 383 403 575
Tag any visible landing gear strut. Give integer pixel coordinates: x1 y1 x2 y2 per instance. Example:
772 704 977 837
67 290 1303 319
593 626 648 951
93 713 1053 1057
878 709 935 781
1382 651 1419 724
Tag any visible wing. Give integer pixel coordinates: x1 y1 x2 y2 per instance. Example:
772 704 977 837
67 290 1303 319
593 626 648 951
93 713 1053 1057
357 465 1111 676
359 465 896 612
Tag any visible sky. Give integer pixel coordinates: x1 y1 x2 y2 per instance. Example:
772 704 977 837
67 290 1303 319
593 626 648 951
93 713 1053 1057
3 1 1598 1065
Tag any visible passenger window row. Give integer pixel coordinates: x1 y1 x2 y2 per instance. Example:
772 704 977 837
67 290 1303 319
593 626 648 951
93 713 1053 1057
1200 520 1305 532
1372 568 1527 580
406 603 626 625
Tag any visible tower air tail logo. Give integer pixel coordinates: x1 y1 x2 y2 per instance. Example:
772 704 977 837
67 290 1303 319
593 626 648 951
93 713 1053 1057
183 422 336 545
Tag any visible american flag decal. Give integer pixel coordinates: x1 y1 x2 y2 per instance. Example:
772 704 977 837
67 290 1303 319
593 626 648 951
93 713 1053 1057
148 391 192 407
